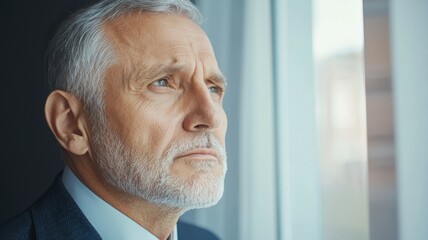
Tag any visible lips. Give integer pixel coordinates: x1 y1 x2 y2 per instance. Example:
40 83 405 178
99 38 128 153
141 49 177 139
175 148 219 160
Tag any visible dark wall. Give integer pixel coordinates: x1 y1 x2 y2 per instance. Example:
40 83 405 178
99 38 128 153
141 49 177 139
0 0 99 224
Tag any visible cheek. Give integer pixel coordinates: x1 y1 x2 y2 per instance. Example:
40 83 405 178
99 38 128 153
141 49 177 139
128 119 167 148
127 110 183 154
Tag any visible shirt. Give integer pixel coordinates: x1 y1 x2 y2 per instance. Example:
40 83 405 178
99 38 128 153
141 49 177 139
62 167 178 240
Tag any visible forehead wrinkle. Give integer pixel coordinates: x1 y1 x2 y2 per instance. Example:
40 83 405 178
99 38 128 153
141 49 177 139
198 54 226 87
125 58 191 91
141 62 187 79
105 15 203 58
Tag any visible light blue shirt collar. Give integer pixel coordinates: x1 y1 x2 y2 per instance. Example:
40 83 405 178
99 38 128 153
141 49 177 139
62 167 178 240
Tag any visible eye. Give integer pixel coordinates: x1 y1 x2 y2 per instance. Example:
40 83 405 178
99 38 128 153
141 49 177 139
208 86 220 93
208 85 224 96
150 78 169 87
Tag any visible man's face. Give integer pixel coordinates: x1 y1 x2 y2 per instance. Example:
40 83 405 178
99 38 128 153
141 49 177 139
90 13 227 209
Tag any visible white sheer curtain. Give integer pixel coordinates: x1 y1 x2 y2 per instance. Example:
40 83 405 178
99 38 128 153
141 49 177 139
273 0 324 238
390 1 428 239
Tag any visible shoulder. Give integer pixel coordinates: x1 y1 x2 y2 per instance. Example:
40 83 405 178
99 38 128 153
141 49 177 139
0 209 35 240
0 173 100 240
177 221 220 240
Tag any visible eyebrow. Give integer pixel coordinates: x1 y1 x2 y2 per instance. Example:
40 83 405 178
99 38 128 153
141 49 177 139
208 72 227 88
143 64 186 78
144 64 227 87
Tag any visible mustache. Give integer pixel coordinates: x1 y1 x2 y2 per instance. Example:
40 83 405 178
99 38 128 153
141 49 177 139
163 133 227 161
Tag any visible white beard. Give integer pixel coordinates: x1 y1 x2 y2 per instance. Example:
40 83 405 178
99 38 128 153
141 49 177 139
90 116 227 210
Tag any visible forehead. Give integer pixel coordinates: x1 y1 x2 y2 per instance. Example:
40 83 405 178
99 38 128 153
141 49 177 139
103 12 218 69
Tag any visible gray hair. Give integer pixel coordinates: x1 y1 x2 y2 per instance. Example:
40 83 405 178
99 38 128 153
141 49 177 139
46 0 202 118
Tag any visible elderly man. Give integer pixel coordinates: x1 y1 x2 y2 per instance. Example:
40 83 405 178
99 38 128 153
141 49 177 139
0 0 227 239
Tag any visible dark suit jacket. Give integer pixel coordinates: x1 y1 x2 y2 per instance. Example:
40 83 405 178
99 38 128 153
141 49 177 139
0 175 219 240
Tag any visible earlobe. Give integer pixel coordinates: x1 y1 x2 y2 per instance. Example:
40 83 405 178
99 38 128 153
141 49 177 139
44 90 89 155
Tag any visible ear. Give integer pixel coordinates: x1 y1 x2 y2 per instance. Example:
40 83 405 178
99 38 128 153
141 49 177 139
45 90 90 155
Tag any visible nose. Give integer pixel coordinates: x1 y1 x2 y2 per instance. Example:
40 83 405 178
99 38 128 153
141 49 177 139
182 84 222 132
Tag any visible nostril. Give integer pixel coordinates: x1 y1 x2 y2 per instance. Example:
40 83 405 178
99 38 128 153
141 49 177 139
194 124 209 130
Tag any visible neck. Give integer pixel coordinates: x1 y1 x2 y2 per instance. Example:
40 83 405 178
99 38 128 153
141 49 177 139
108 194 182 240
65 155 184 240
